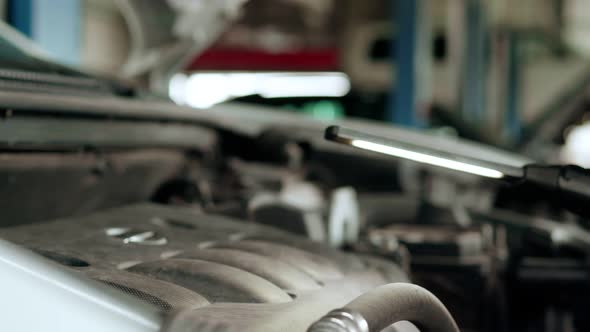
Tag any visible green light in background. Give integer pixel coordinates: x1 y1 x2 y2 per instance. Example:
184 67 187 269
281 100 344 120
303 101 344 120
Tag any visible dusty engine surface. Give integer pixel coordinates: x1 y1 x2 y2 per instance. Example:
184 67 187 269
0 203 409 331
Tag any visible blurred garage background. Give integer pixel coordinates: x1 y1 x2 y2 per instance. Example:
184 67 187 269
3 0 590 165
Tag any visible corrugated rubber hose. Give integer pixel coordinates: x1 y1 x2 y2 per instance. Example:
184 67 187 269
308 283 460 332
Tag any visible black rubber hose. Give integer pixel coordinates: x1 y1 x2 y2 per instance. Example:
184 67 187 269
308 283 460 332
344 283 460 332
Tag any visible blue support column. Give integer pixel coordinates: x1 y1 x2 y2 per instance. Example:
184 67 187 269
390 0 431 128
390 0 418 126
461 0 487 125
504 32 522 143
8 0 33 37
7 0 81 66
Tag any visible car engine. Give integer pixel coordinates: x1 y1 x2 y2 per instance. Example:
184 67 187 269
1 14 590 329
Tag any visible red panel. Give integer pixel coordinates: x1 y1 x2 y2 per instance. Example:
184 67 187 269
186 48 340 71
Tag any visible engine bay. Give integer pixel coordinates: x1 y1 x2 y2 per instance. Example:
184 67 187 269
0 85 588 332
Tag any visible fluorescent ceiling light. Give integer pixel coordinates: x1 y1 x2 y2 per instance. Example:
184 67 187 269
258 73 351 98
351 139 504 179
169 72 351 108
